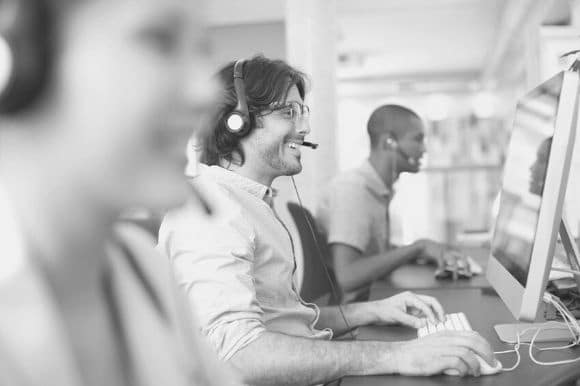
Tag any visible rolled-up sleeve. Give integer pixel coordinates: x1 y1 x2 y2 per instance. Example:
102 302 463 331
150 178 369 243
159 199 266 361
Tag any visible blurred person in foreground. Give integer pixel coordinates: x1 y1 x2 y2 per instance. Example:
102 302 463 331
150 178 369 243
0 0 239 385
317 104 468 302
158 56 497 385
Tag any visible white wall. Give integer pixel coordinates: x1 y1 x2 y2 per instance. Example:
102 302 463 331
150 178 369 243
208 22 286 66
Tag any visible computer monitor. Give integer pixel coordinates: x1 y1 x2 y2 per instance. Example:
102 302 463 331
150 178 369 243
486 71 579 335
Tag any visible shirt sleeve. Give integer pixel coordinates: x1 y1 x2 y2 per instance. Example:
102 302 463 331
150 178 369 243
158 194 266 361
324 181 372 254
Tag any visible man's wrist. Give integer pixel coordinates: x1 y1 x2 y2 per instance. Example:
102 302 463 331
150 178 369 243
411 240 425 258
345 340 401 376
346 301 380 326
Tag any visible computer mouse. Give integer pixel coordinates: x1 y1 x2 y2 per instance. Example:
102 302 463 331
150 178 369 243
444 357 502 376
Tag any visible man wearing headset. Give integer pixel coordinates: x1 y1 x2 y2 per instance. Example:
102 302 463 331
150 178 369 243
159 56 497 385
317 105 467 302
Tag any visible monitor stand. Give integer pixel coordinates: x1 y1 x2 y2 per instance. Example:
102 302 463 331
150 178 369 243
494 218 580 343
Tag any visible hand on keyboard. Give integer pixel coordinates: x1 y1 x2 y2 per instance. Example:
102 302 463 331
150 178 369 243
418 312 472 337
369 291 445 328
393 327 501 377
416 312 502 376
434 255 483 280
414 240 478 279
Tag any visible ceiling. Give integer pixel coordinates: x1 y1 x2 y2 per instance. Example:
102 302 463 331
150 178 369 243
336 0 502 80
205 0 573 89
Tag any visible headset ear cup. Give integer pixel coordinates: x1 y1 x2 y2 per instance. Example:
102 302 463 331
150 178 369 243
385 136 398 149
0 0 53 114
225 108 252 137
225 111 247 135
0 35 13 97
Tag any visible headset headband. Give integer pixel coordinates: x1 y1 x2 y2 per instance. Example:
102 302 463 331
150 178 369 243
225 59 250 136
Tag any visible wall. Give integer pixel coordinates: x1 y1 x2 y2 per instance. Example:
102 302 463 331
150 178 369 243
208 22 286 67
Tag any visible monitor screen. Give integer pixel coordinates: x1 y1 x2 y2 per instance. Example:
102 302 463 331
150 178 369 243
491 73 563 287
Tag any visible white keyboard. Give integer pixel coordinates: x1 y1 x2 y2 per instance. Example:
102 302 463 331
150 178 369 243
417 312 503 375
418 312 472 338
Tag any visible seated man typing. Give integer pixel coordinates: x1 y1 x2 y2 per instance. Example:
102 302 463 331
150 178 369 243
317 104 467 302
158 56 497 385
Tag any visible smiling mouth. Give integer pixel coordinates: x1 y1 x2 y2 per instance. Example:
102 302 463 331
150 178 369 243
287 139 305 150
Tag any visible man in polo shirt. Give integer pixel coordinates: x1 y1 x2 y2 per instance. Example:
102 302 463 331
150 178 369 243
159 57 497 385
317 104 464 302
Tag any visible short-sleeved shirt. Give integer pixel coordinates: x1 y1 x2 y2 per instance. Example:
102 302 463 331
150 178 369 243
316 160 393 301
158 165 333 362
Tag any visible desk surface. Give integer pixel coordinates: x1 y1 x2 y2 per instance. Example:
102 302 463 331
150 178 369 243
341 288 580 386
374 246 490 292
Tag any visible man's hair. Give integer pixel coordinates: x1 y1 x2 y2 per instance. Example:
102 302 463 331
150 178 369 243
367 104 421 149
199 55 307 166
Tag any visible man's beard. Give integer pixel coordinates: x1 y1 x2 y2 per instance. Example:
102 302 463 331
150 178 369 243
259 142 302 177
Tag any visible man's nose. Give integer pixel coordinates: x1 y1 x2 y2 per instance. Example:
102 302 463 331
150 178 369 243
296 117 311 135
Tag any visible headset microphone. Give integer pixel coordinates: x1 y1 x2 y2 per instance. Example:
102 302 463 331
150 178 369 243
301 141 318 149
386 136 416 165
397 146 418 165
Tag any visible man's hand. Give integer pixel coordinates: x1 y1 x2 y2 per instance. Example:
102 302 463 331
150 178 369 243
414 239 467 269
365 291 445 328
392 331 497 377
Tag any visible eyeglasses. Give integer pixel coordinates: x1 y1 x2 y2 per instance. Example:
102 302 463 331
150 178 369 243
256 101 310 122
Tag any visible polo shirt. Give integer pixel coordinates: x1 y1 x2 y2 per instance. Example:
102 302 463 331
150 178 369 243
316 160 393 301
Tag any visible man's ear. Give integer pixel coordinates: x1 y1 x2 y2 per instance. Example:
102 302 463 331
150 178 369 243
252 113 264 129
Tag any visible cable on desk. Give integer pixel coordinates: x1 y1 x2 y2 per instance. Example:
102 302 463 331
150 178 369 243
494 293 580 371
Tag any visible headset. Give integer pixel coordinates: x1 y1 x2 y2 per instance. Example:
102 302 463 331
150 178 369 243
224 58 319 149
225 59 251 137
385 134 417 166
0 0 53 114
385 135 398 150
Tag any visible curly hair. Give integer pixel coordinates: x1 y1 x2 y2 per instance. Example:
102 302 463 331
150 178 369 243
199 55 307 166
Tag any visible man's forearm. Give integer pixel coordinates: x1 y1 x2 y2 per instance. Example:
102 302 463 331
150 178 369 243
338 243 422 292
229 331 398 385
317 302 377 335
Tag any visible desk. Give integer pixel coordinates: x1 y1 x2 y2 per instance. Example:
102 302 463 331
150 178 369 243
341 288 580 386
375 246 490 291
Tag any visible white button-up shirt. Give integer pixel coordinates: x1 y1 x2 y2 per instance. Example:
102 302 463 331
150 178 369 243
158 165 332 361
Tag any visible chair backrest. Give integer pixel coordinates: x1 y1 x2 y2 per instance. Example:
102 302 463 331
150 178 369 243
286 202 341 305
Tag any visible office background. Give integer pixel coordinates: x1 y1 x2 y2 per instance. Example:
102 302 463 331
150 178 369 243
201 0 580 285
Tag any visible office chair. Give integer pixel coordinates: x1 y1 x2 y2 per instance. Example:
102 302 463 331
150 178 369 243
286 202 341 305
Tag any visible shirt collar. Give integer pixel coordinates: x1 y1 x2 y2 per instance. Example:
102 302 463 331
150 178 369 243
359 160 392 198
199 164 276 203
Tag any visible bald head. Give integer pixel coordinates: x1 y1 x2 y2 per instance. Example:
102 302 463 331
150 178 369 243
367 104 421 149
